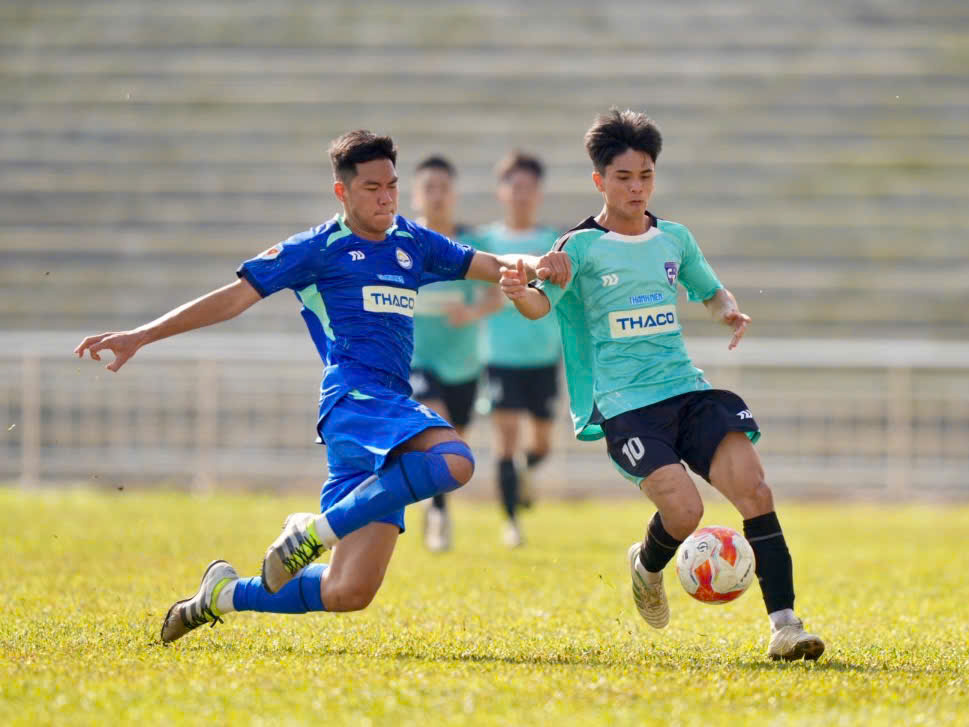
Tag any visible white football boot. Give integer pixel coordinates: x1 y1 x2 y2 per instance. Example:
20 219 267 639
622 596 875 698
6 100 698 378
627 543 670 629
768 619 825 661
160 560 238 644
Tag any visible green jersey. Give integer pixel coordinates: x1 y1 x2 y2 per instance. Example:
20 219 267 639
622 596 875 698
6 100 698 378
412 226 483 384
474 223 562 368
539 216 723 441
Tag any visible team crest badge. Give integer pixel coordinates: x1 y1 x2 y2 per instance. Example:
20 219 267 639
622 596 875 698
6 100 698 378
395 247 413 269
664 261 679 285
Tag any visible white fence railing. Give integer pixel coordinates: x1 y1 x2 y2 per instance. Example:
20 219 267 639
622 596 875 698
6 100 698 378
2 332 968 499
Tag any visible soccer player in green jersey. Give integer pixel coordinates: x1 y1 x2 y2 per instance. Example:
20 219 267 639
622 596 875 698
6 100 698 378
499 109 825 660
475 151 562 547
410 156 501 551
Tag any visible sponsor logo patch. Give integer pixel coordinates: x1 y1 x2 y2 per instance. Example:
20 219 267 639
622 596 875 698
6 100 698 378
377 274 405 284
608 304 680 339
348 250 365 261
395 248 413 269
258 244 282 260
362 285 417 317
630 292 664 305
601 273 619 287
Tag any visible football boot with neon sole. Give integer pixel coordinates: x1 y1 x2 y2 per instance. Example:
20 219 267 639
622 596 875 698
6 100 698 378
261 512 328 594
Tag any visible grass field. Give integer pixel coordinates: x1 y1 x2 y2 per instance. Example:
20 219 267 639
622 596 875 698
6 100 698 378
1 488 967 726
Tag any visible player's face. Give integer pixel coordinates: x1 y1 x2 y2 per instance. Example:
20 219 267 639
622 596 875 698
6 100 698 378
336 158 399 238
594 149 655 219
497 169 542 223
412 168 456 221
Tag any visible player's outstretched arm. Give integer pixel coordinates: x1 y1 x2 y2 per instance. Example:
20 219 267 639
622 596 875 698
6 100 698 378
464 250 571 287
499 259 551 320
703 287 751 350
74 278 262 372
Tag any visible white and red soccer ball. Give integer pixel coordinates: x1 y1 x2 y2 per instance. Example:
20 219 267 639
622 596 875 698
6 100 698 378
676 526 756 604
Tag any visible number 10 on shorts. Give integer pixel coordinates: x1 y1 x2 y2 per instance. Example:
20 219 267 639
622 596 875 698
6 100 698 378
622 436 645 467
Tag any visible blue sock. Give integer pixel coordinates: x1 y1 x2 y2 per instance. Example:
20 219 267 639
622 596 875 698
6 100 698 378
233 564 328 613
324 441 473 539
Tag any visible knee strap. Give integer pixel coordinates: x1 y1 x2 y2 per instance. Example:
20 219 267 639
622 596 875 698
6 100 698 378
427 441 475 474
386 441 474 501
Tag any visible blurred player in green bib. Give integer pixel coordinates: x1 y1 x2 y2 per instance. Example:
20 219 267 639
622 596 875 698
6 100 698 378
475 151 562 547
498 110 825 660
410 156 500 551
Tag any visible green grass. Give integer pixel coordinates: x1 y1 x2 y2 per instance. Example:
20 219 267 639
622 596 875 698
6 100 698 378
1 488 967 726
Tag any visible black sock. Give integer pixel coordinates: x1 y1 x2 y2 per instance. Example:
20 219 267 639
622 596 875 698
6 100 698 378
525 451 546 469
431 494 446 511
743 511 795 614
498 458 518 519
639 512 683 573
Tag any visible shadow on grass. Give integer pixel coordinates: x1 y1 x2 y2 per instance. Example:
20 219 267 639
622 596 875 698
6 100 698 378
155 637 916 673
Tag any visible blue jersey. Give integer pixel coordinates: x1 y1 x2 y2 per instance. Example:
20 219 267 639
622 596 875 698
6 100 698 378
237 213 476 425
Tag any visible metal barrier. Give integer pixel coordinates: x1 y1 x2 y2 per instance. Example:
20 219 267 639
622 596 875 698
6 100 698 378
3 332 967 499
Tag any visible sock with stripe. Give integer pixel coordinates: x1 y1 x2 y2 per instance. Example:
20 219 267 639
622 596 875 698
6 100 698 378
638 511 683 574
743 511 796 615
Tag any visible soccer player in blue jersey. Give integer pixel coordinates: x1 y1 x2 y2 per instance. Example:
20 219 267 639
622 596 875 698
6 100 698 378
499 109 825 660
409 155 500 551
74 130 570 644
475 151 562 547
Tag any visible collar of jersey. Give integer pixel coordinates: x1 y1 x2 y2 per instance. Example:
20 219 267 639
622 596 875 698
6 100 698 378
599 226 662 243
333 213 401 242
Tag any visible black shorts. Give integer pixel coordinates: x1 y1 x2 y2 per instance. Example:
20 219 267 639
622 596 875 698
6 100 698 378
409 368 479 429
486 363 559 420
603 389 760 484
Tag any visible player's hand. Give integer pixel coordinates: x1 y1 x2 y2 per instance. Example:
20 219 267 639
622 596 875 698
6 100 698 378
535 251 571 286
723 309 751 350
499 259 529 300
74 330 146 372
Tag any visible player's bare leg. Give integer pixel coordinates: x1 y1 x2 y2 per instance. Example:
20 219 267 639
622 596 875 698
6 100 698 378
629 464 702 628
322 522 399 611
709 432 824 660
263 426 473 593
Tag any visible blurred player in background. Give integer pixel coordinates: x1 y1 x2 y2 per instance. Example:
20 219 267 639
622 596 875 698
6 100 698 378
499 109 825 661
475 151 562 547
410 156 500 551
75 130 569 644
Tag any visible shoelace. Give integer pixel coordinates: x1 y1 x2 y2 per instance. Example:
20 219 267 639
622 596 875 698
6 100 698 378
284 538 323 574
184 605 224 631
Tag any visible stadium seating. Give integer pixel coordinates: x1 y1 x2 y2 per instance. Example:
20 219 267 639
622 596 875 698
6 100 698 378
1 0 967 337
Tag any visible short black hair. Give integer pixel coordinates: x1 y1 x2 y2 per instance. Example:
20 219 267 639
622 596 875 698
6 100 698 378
415 155 456 177
495 150 545 181
328 129 398 183
584 109 662 173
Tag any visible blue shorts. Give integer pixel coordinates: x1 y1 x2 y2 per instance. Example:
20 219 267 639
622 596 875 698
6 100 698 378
318 385 452 533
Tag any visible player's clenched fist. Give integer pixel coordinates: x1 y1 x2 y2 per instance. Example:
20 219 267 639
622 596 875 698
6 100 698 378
536 250 571 286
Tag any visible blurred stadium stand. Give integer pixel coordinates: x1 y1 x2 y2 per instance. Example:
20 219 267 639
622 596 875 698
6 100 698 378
1 1 967 494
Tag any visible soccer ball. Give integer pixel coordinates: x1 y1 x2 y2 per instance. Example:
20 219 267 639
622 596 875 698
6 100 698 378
675 526 755 604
